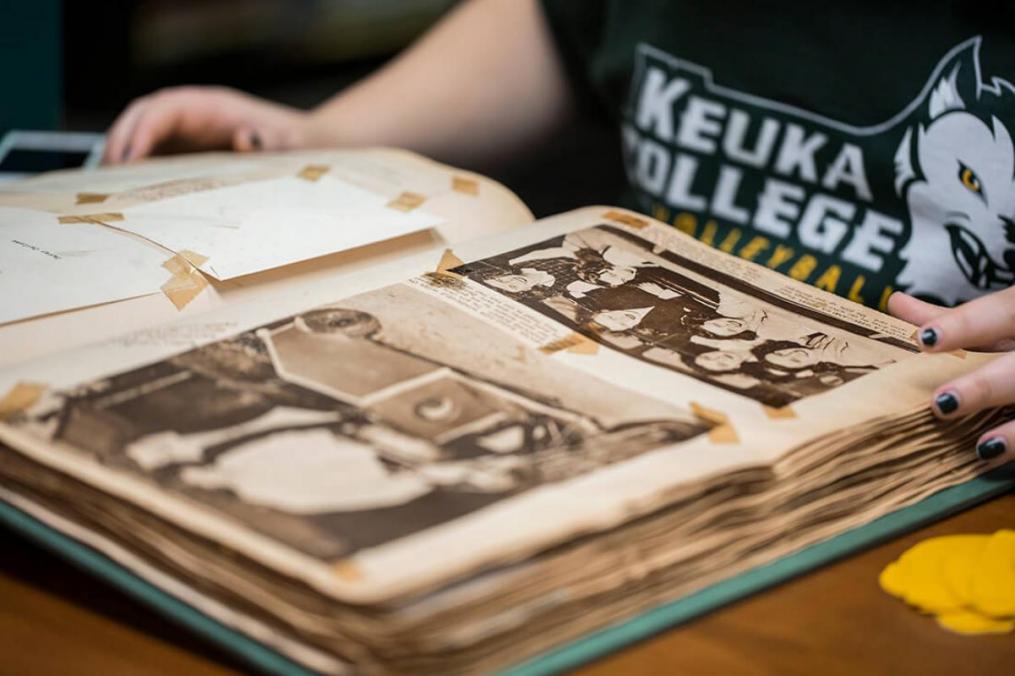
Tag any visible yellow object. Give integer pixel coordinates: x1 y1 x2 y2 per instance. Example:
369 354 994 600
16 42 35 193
936 611 1015 635
878 530 1015 635
968 529 1015 618
878 561 908 599
940 538 988 607
903 535 986 613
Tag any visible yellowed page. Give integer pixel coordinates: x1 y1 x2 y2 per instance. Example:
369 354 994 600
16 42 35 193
0 148 531 364
0 206 1001 607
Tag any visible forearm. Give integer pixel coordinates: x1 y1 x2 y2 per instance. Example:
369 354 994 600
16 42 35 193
305 0 574 170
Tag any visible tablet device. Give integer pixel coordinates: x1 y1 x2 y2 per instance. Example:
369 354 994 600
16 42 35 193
0 130 105 182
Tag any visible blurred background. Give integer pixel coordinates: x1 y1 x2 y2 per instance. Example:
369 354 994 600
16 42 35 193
0 0 623 216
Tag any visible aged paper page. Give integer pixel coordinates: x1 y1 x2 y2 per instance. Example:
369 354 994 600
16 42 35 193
0 206 171 323
114 174 441 280
0 148 531 363
0 207 997 606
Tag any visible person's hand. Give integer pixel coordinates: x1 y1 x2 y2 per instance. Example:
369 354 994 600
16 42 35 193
103 86 310 164
889 289 1015 462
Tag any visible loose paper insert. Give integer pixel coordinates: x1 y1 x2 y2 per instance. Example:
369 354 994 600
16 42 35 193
119 174 443 280
0 174 443 324
0 207 171 325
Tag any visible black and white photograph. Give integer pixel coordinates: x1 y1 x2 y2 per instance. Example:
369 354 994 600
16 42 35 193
457 225 914 408
21 285 707 560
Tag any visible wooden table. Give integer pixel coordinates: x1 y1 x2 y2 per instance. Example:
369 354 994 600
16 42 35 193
2 493 1012 675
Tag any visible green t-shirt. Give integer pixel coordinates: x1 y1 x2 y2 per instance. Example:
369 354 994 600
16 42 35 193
541 0 1015 309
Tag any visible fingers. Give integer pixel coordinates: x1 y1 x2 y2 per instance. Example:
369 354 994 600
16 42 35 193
232 127 262 153
895 290 1015 463
103 89 184 164
105 87 217 164
931 351 1015 420
975 418 1015 462
104 86 304 163
103 96 149 164
126 92 188 162
886 292 948 326
233 115 305 153
913 286 1015 352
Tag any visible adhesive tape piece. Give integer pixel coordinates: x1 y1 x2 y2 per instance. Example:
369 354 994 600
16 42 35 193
333 560 363 581
566 336 600 355
452 176 479 195
708 424 739 444
0 381 46 421
160 252 209 310
58 212 125 225
690 401 726 425
387 191 426 212
297 164 330 182
763 404 797 420
691 401 739 444
602 209 649 229
75 193 109 205
434 248 465 276
179 250 209 268
539 332 599 356
161 268 208 310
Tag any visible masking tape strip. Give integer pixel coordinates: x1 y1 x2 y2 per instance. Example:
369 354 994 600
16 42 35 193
691 401 739 444
333 560 363 581
540 332 600 356
707 423 739 444
763 404 797 420
387 191 426 212
690 401 726 425
75 192 109 205
0 381 46 421
434 248 465 276
58 212 125 225
452 176 479 196
603 209 649 230
179 249 209 267
297 164 330 182
160 251 209 310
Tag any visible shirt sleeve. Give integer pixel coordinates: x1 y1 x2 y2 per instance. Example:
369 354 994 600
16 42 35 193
539 0 611 121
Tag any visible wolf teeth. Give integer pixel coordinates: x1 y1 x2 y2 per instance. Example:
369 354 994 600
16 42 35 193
947 224 982 285
945 224 1015 289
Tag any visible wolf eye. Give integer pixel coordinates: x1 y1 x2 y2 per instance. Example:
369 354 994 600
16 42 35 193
958 163 982 194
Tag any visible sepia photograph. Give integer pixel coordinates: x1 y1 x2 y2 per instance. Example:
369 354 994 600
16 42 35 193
457 225 914 407
18 285 707 559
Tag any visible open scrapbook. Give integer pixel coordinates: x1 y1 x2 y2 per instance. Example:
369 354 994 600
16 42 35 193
0 150 1011 673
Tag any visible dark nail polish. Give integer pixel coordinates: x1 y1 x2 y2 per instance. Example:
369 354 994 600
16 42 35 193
935 391 959 415
920 327 938 347
976 437 1007 460
250 131 262 150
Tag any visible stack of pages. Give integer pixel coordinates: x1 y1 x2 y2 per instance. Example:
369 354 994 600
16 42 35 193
0 152 1010 673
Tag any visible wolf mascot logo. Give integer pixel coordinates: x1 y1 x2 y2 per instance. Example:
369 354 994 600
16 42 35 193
624 37 1015 307
895 44 1015 304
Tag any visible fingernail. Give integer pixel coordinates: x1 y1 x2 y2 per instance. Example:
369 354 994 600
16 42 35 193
935 391 960 415
920 327 939 347
121 142 132 162
976 437 1007 460
250 131 262 150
